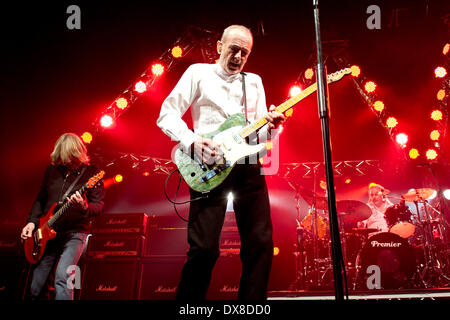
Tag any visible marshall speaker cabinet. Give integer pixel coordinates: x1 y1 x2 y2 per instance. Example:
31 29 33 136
80 259 140 300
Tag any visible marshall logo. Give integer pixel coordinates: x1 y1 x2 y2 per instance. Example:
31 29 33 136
220 285 239 293
0 241 16 248
104 241 125 248
96 284 118 292
154 285 177 293
222 240 240 247
106 218 128 225
371 240 401 248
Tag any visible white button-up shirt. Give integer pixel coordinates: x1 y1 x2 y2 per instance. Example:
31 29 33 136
157 63 270 150
363 199 393 232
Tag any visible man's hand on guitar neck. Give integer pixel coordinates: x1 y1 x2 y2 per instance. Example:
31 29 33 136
193 138 224 165
264 104 286 130
66 191 88 211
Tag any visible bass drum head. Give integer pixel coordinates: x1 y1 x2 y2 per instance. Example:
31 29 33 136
357 232 416 289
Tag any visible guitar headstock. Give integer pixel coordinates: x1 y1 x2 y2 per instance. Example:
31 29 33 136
327 68 352 83
87 170 105 189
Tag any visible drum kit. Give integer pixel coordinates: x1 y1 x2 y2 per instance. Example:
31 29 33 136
292 186 450 291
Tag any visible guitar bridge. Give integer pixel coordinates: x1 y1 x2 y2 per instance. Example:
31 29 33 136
200 162 230 183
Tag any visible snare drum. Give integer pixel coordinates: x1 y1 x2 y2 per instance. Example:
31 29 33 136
384 204 415 238
355 232 416 289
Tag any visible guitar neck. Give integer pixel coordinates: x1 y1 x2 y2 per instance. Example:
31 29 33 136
48 184 87 227
239 82 318 139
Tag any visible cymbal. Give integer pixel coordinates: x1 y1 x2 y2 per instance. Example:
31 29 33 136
402 188 435 202
297 186 328 210
336 200 372 224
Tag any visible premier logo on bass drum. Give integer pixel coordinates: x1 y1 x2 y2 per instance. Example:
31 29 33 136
370 240 402 248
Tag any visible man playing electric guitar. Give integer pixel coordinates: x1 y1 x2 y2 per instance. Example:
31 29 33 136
157 25 285 300
20 133 104 300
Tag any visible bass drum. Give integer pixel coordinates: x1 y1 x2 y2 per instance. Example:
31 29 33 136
355 232 416 289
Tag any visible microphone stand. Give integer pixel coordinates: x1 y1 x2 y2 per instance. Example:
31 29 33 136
312 0 345 300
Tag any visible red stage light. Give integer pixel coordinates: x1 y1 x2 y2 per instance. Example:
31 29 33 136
386 117 398 128
444 43 449 55
344 178 351 184
437 89 446 101
273 247 280 256
304 68 314 80
364 81 376 93
289 85 302 98
171 46 183 58
426 149 438 160
431 110 443 121
143 171 150 177
409 148 419 159
115 97 128 110
435 67 447 78
134 80 147 93
430 130 440 141
81 132 93 144
100 115 114 128
395 133 408 146
372 100 384 112
350 65 361 77
151 63 165 76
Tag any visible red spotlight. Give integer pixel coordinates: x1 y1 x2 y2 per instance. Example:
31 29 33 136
81 132 93 144
431 110 443 121
350 65 361 77
364 81 376 93
273 247 280 256
395 133 408 146
142 171 150 177
134 80 147 93
409 148 419 159
372 100 385 112
151 63 165 76
426 149 438 160
444 43 449 55
386 116 398 128
430 130 440 141
171 45 183 58
114 174 124 183
289 85 302 98
115 97 128 110
304 68 314 80
435 67 447 78
100 115 114 128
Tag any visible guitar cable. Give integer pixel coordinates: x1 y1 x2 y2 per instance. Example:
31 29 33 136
164 168 209 223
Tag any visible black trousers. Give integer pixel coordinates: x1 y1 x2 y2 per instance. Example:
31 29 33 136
176 163 273 300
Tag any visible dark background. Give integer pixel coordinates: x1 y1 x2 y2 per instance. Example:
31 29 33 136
1 0 449 291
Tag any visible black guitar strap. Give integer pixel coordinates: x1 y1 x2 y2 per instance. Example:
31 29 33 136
240 72 249 124
60 166 87 203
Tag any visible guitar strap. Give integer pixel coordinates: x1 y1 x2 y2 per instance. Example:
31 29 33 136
60 166 87 203
240 72 249 124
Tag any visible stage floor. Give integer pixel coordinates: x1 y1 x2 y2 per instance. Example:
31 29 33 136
268 287 450 300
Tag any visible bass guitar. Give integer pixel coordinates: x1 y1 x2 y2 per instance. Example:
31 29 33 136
24 170 105 264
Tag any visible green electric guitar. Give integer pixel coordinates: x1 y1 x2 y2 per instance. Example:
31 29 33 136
175 68 351 192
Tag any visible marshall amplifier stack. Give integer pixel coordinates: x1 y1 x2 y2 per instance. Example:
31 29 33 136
80 213 148 299
79 212 243 300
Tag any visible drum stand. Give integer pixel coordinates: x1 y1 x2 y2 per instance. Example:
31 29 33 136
413 200 450 288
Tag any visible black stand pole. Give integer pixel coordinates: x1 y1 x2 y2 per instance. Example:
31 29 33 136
312 0 345 300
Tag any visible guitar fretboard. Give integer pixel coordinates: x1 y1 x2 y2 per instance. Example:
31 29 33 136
47 185 87 227
239 83 318 139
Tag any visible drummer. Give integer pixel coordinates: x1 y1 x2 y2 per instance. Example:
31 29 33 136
357 183 392 234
